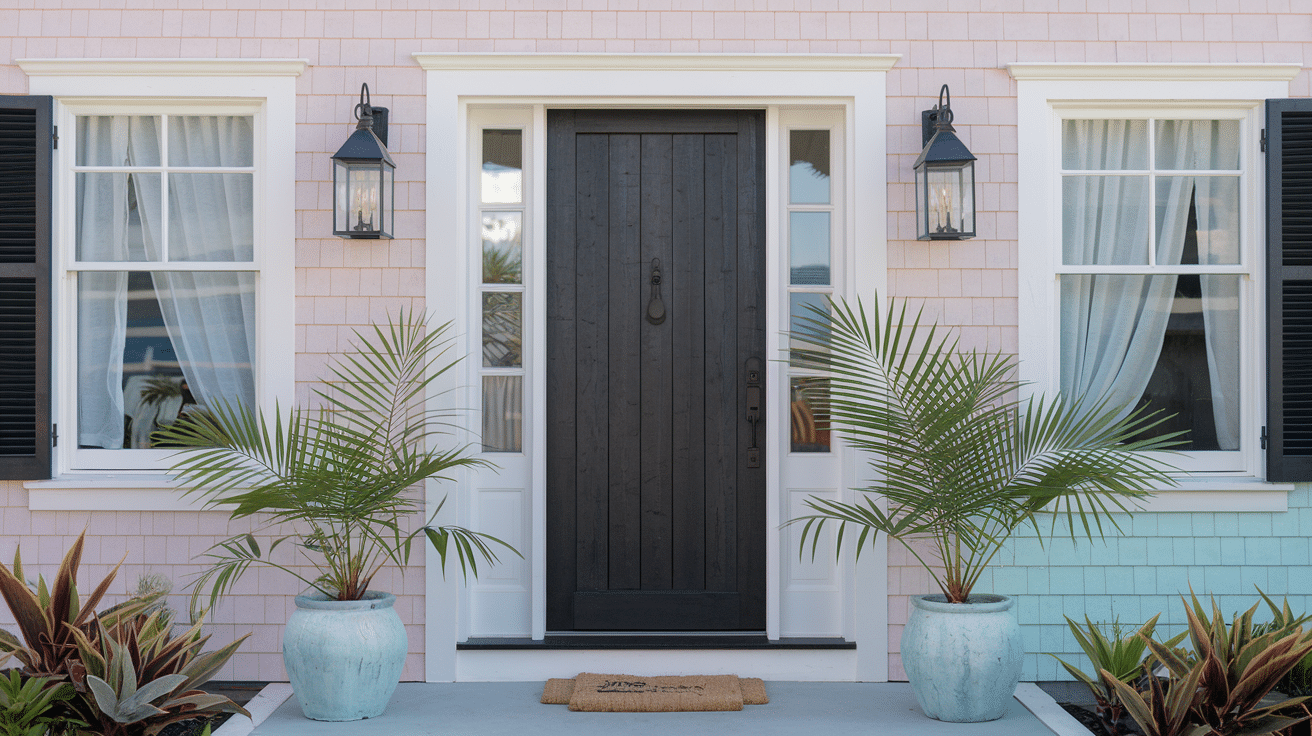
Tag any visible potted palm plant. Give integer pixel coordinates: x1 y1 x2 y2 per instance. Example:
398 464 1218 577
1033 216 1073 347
155 311 517 722
788 296 1178 723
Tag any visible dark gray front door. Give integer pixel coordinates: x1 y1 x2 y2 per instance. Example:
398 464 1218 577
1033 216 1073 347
545 110 766 632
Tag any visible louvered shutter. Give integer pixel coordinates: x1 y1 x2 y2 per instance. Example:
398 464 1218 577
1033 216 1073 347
0 96 51 480
1267 98 1312 481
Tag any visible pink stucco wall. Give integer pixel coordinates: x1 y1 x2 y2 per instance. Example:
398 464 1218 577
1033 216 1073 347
0 0 1307 682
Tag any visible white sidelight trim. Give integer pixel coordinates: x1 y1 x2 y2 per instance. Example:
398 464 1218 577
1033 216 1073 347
420 53 895 683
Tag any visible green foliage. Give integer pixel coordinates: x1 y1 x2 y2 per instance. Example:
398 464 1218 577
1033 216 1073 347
1252 590 1312 698
0 532 160 686
70 608 248 736
1052 615 1173 735
786 296 1179 602
154 310 520 609
0 667 84 736
1073 591 1312 736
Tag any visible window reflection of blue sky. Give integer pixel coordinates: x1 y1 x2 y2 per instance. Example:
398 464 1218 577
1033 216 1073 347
790 211 830 285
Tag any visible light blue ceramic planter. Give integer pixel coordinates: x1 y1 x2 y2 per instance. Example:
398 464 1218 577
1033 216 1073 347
283 591 408 721
900 593 1023 723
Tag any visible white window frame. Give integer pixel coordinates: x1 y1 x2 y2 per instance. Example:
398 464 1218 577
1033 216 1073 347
18 59 302 504
1011 62 1301 509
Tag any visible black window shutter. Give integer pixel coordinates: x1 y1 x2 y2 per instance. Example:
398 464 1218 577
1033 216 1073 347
0 96 52 480
1267 98 1312 481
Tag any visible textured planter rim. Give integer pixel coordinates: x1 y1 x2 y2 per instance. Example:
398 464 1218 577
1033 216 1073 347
293 590 395 611
911 593 1013 615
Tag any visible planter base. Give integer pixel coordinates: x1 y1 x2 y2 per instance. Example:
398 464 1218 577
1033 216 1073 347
900 594 1023 723
283 591 407 721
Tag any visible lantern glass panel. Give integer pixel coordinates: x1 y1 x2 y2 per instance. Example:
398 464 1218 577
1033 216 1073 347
349 166 382 235
924 164 974 238
382 162 395 237
334 158 349 234
915 164 929 239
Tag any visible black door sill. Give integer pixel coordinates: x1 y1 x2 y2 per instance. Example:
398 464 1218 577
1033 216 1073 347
457 636 855 650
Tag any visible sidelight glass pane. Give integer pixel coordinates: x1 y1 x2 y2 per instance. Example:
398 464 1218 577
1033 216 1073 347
481 129 523 204
482 212 523 284
482 375 523 453
482 292 522 368
790 130 830 204
789 292 830 352
790 212 830 285
790 377 830 453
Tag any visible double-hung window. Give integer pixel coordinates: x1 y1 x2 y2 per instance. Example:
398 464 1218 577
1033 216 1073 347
1012 63 1302 489
1059 116 1246 471
19 59 301 479
70 111 259 466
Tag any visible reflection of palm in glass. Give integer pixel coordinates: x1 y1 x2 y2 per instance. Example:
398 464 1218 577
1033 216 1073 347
482 292 522 367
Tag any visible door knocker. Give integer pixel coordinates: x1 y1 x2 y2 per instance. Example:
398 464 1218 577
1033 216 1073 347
646 258 666 325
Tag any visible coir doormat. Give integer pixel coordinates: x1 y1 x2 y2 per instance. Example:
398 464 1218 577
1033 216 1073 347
541 673 769 712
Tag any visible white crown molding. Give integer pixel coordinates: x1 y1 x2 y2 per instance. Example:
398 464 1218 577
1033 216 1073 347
413 52 900 73
17 58 308 77
1007 61 1302 82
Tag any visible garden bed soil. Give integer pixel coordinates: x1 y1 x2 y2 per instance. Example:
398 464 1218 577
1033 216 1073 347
156 682 268 736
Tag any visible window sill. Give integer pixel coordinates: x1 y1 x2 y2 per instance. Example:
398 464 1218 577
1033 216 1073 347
1128 480 1293 513
23 475 229 512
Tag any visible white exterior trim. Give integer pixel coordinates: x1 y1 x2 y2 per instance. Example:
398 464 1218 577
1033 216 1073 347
421 53 895 683
1007 62 1302 82
415 52 899 74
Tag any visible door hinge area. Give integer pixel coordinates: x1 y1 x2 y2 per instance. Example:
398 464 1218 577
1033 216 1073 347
1261 128 1267 153
52 125 58 149
52 423 57 447
1261 425 1268 450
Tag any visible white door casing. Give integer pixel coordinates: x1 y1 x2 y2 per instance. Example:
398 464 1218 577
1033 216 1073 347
417 53 897 682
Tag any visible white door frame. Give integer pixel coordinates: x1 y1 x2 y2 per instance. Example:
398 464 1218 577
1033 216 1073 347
417 53 897 682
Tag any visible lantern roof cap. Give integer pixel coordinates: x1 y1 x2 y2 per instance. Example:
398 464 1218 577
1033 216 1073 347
333 126 395 166
913 128 976 169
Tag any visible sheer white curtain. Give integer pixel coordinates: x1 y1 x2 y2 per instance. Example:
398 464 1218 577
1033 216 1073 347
133 116 257 415
1155 121 1241 450
75 116 157 448
1060 120 1174 419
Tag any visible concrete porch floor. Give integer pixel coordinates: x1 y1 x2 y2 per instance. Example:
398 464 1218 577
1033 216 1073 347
233 681 1086 736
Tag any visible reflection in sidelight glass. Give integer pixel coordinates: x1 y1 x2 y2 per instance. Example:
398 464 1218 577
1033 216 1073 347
790 130 830 204
482 292 523 367
790 377 830 453
482 375 523 452
482 212 523 284
482 129 523 204
790 211 830 285
789 292 830 353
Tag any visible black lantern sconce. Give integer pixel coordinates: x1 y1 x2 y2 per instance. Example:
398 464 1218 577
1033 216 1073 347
332 83 395 239
914 85 976 240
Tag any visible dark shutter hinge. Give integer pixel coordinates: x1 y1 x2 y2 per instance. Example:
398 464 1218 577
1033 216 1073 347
1261 128 1266 153
1261 425 1268 450
52 125 57 150
52 423 57 447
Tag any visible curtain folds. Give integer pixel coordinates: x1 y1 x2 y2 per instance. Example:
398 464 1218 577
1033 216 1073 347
76 115 256 450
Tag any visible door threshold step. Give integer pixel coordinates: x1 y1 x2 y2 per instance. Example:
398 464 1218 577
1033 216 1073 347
457 636 855 650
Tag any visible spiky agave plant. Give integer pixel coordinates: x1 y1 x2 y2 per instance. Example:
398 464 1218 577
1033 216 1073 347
787 296 1180 603
154 310 519 612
